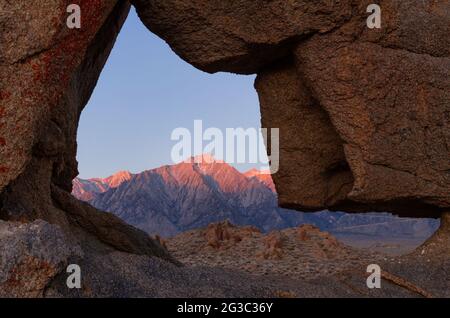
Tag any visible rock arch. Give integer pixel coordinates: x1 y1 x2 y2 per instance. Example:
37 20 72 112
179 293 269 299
0 0 449 297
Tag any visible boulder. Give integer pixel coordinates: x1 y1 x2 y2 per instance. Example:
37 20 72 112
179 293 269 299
0 220 82 298
0 0 178 298
205 220 244 249
132 0 354 74
259 232 284 260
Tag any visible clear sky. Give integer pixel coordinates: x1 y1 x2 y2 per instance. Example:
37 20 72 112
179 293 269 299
76 8 264 179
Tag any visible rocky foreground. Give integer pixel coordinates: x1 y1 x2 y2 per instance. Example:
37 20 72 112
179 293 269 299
167 221 384 281
167 221 450 298
1 218 449 298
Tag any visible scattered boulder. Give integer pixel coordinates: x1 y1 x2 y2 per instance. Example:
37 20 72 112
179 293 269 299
167 221 383 280
259 232 284 260
205 220 245 249
298 224 321 242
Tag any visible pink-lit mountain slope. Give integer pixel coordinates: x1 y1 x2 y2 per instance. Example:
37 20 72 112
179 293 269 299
72 170 132 201
73 156 438 239
73 156 307 236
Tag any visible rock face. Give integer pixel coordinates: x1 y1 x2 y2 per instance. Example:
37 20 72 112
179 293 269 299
0 220 82 297
0 0 449 297
0 0 177 297
1 0 126 193
132 0 354 74
133 0 450 218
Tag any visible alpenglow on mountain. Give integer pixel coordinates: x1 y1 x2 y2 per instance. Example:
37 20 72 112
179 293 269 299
73 155 309 236
72 156 438 238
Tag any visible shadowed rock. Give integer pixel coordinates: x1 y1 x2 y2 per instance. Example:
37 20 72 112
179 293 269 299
0 220 82 298
132 0 354 74
0 0 179 296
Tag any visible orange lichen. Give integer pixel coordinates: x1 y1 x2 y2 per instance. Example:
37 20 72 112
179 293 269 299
27 0 110 112
3 256 56 297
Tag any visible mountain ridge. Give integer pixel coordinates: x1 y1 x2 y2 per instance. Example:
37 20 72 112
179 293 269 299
72 156 439 241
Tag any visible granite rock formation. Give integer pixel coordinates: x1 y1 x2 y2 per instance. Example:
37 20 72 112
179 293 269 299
0 0 177 297
0 0 449 297
0 220 82 297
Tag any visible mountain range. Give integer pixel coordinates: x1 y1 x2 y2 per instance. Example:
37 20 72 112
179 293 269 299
72 155 439 239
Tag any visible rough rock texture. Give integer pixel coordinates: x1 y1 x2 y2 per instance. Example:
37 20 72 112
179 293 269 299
256 61 354 212
292 28 450 216
133 0 450 218
132 0 354 74
0 0 178 297
0 220 82 297
0 0 174 255
0 220 288 298
132 2 450 297
286 2 449 217
1 0 127 193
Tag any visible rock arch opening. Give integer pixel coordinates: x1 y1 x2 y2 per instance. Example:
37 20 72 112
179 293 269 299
73 8 283 237
71 6 439 254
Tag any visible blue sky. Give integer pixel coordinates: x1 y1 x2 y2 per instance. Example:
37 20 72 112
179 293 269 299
76 8 263 179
